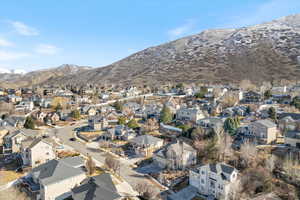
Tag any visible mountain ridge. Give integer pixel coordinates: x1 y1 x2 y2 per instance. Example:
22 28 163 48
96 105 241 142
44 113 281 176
2 14 300 88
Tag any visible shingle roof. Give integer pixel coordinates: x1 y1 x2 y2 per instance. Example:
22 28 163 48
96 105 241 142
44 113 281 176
255 119 276 128
72 173 121 200
60 156 85 168
286 131 300 139
130 135 163 146
32 158 85 186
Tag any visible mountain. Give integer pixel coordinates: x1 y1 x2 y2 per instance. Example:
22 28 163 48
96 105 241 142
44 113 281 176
3 14 300 88
0 64 92 88
47 14 300 87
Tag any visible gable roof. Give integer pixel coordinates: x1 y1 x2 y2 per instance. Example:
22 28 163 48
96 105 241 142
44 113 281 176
254 119 276 128
156 140 196 158
32 158 85 186
130 135 163 146
72 173 121 200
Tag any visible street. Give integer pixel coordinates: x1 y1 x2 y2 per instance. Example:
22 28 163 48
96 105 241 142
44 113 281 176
47 123 165 192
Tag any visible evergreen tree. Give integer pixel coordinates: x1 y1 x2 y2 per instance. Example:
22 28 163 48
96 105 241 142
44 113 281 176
268 107 277 120
118 116 127 125
127 119 139 129
113 101 123 112
264 90 272 99
24 116 35 129
55 103 62 111
224 117 240 136
71 110 81 120
160 105 173 124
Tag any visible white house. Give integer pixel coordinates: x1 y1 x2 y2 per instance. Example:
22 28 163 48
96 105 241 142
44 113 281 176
176 107 205 123
21 138 56 168
15 101 34 111
189 163 239 200
23 157 86 200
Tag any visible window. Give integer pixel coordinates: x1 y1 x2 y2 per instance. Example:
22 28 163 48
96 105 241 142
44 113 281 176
201 179 205 184
201 171 205 175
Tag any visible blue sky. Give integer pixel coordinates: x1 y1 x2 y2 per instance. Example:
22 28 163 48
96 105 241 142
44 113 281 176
0 0 299 72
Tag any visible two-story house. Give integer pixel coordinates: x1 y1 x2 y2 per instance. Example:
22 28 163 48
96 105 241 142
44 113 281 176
88 116 109 131
20 138 56 168
248 119 277 144
130 135 164 157
176 107 205 123
22 156 86 200
153 140 197 169
189 163 238 200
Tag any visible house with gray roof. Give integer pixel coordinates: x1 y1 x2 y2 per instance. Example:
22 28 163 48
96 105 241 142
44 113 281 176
72 173 122 200
130 135 164 157
285 131 300 148
153 140 196 170
22 156 86 200
189 163 238 200
249 119 278 144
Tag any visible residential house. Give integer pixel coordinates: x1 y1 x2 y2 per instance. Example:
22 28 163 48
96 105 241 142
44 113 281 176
124 86 140 97
7 94 22 103
189 163 239 200
285 131 300 148
34 111 47 122
88 116 108 131
39 98 52 108
154 140 197 169
249 119 277 144
165 97 181 114
22 157 86 200
3 130 28 154
4 116 26 128
103 125 136 141
130 135 164 157
242 91 262 103
15 101 34 111
176 107 205 123
71 173 123 200
271 86 287 94
45 113 60 125
21 138 56 168
197 117 224 134
81 106 97 116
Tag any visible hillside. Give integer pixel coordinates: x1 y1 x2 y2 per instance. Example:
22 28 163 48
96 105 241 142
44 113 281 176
0 64 92 88
3 14 300 88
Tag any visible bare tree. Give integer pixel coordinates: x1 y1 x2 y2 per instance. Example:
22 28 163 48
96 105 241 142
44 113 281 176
282 156 300 181
86 155 96 175
240 141 258 168
144 118 159 132
217 132 234 162
134 182 160 200
227 179 242 200
265 155 277 175
221 92 239 108
105 154 120 174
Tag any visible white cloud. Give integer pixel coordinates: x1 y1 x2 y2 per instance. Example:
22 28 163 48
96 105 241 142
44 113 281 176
0 50 30 61
167 19 197 38
10 21 39 36
35 44 60 55
0 38 14 47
